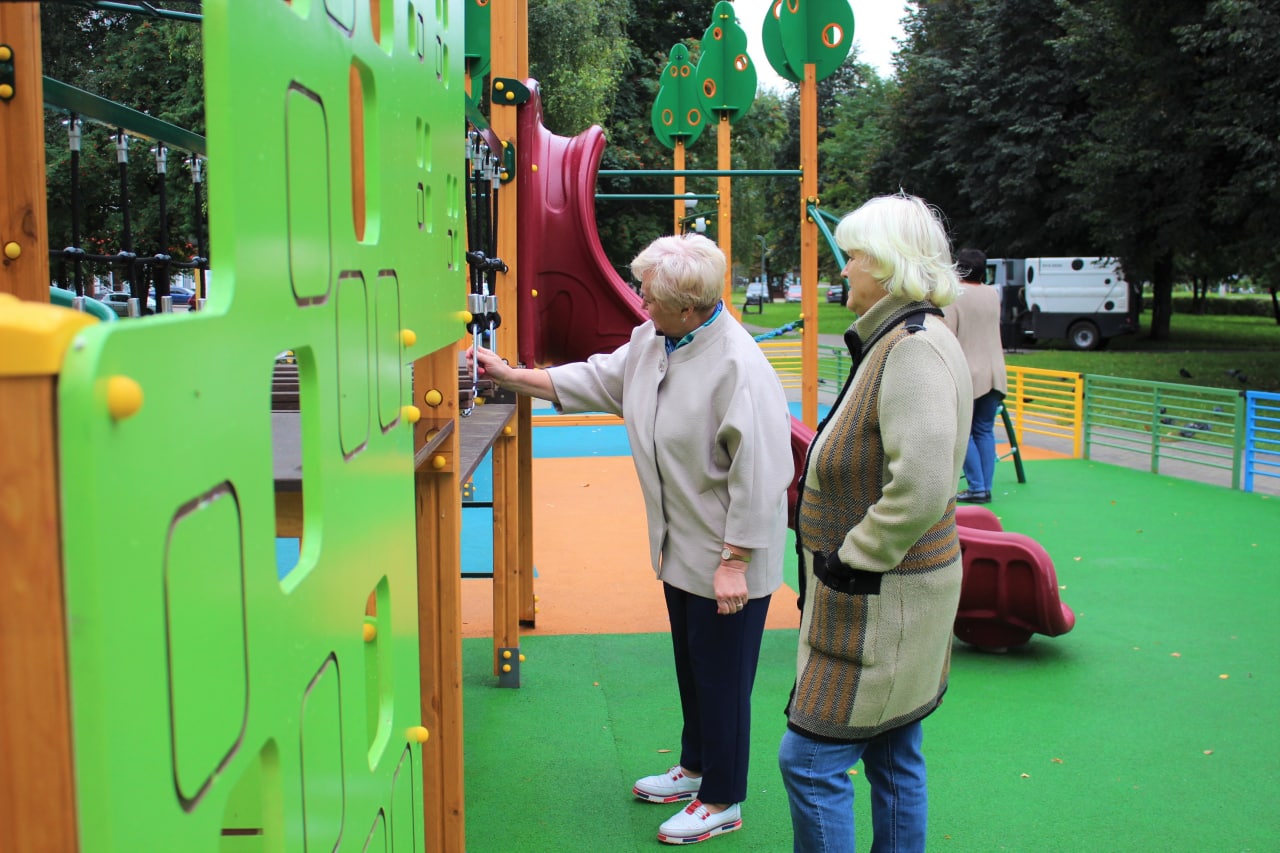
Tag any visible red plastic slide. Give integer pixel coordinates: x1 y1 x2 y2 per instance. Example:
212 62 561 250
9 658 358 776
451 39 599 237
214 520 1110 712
513 82 814 524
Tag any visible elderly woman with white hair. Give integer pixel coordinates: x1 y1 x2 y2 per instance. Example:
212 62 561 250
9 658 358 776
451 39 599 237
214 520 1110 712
779 194 973 853
469 233 793 845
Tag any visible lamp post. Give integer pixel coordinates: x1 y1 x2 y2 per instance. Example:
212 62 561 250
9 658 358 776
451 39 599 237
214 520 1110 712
756 234 767 290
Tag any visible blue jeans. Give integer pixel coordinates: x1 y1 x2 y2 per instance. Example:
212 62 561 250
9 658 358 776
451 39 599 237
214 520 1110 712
963 390 1004 493
778 722 928 853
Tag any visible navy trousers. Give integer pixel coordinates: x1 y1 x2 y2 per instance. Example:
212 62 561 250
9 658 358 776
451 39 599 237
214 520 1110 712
663 582 771 805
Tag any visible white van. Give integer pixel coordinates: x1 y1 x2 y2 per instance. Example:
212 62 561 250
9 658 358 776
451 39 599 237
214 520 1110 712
988 256 1137 350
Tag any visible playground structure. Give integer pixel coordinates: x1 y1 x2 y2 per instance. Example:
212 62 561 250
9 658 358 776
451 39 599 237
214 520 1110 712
0 1 863 851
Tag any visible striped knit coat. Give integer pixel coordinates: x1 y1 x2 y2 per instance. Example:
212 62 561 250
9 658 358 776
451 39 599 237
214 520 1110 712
787 295 973 742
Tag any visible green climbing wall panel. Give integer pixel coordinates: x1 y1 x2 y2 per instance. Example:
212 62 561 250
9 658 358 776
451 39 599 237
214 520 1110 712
55 1 466 850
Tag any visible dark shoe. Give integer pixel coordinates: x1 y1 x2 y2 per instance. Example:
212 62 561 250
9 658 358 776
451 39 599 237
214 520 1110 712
956 490 991 504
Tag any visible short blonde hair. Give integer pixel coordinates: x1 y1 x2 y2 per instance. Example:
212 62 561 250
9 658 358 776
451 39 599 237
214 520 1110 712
630 233 726 310
834 194 959 308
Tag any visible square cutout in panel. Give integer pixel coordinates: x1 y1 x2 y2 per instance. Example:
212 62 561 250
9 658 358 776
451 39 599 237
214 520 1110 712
285 85 333 306
390 746 417 851
362 578 394 768
165 483 248 806
302 655 345 851
337 272 371 458
273 348 317 584
326 0 355 32
375 272 402 431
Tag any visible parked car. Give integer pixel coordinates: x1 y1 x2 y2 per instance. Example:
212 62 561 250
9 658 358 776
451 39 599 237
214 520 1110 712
743 281 768 314
826 283 846 303
151 285 195 306
785 283 803 303
98 291 156 317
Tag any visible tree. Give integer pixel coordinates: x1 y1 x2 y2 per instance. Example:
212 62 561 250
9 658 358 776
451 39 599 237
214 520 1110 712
528 0 630 136
1177 0 1280 322
1055 0 1217 340
41 6 206 296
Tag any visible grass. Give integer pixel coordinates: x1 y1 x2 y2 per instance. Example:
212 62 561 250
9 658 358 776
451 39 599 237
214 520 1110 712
738 295 1280 393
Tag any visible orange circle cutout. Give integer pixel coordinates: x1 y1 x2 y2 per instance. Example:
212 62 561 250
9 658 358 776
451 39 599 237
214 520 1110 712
734 54 750 72
713 26 723 40
823 24 844 48
680 65 691 77
703 79 717 98
687 108 702 127
662 109 674 126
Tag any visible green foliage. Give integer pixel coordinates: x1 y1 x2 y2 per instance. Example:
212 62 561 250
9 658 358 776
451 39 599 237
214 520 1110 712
1142 295 1276 318
528 0 629 136
41 6 206 293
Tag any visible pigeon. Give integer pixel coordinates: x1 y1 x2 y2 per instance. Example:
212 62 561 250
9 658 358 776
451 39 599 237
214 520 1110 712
1225 369 1240 377
1179 368 1193 378
1238 374 1248 383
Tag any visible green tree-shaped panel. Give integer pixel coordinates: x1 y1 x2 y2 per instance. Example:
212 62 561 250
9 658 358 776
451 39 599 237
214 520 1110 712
695 1 757 123
764 0 855 83
651 44 706 149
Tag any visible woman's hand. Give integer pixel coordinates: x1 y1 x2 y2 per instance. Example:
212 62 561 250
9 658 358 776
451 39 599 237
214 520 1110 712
714 561 749 615
466 345 511 387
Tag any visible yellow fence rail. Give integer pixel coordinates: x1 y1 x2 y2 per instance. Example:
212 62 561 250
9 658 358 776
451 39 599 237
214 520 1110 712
1004 366 1084 457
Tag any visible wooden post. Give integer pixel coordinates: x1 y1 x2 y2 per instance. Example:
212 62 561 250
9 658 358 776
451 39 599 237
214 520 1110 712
672 139 685 234
489 0 531 670
800 63 818 428
0 3 51 302
0 9 79 850
717 114 735 315
413 347 465 853
0 373 81 853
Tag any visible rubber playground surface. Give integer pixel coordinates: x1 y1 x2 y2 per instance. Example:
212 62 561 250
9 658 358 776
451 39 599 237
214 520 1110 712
459 414 1279 852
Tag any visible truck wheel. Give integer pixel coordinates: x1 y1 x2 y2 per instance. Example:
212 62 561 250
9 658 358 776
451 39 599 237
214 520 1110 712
1067 320 1101 351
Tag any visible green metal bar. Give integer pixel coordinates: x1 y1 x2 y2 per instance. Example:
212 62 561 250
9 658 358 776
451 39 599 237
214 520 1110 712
1231 395 1245 490
92 2 203 22
596 193 720 201
43 77 206 155
599 169 803 178
808 204 846 269
999 404 1028 483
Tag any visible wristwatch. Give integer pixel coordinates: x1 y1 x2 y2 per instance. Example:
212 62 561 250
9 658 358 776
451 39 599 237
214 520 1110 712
721 547 751 563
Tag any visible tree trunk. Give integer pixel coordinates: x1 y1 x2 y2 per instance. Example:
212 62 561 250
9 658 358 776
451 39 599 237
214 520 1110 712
1149 251 1175 340
1270 285 1279 325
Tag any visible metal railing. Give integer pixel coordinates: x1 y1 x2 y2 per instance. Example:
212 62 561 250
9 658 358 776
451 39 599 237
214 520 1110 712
1083 376 1245 489
1244 391 1280 493
1004 367 1083 456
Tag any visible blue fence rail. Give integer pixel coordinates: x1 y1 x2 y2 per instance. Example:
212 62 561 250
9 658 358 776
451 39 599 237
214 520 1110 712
1244 391 1280 493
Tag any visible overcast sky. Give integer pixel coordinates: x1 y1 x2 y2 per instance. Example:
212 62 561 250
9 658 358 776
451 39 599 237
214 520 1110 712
729 0 910 89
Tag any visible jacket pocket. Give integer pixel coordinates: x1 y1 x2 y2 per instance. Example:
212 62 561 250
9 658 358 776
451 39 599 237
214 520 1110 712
805 552 880 668
812 550 882 596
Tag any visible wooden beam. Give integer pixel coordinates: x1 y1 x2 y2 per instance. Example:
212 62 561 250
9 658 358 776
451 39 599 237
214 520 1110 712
0 375 80 853
0 4 50 302
413 346 464 853
800 64 818 428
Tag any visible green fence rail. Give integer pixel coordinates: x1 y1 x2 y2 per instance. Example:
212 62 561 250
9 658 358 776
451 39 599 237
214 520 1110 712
1083 375 1246 489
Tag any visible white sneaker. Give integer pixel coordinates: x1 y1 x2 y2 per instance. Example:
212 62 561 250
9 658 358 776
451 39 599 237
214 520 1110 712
657 800 742 844
632 765 702 803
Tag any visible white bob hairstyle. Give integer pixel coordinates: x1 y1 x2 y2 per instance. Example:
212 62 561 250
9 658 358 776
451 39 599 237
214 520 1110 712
630 233 726 311
834 194 960 308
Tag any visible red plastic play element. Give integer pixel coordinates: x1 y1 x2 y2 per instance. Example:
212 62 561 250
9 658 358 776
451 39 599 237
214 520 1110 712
515 83 644 368
512 82 816 528
953 507 1076 650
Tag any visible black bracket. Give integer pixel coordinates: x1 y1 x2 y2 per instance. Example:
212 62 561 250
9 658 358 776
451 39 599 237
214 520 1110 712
491 77 530 107
0 45 15 101
499 139 516 184
497 646 521 688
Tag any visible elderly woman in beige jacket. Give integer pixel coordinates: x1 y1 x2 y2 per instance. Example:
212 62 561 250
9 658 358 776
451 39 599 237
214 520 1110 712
468 233 792 845
780 194 972 853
